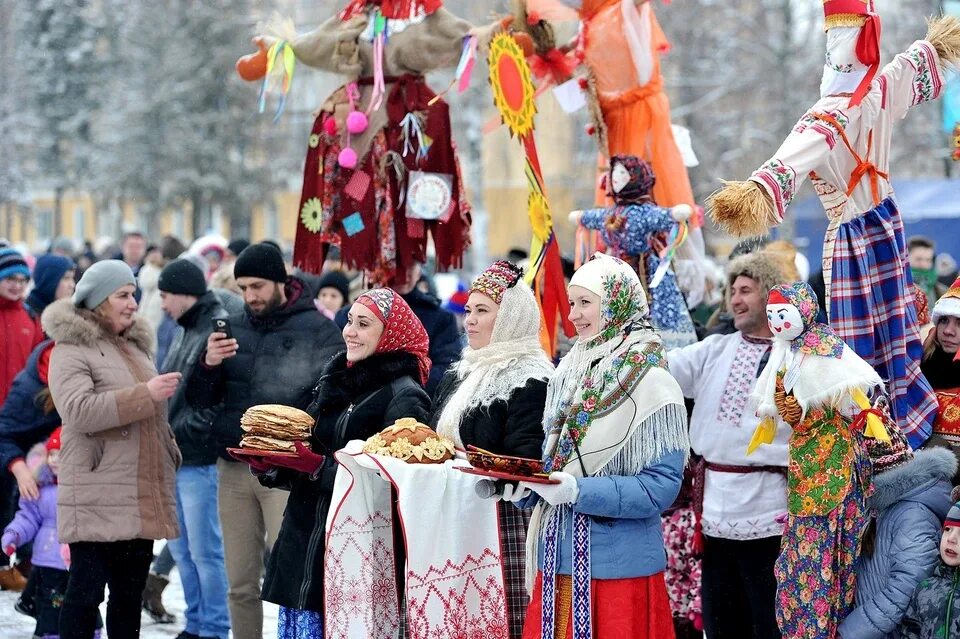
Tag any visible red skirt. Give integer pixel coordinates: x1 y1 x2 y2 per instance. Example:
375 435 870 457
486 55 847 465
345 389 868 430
522 571 676 639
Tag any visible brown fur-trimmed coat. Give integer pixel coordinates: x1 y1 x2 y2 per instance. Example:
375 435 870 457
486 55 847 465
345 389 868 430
42 299 180 544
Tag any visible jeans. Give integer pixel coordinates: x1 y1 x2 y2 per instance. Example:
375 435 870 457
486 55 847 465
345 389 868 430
167 465 231 639
217 458 288 639
60 539 153 639
701 535 782 639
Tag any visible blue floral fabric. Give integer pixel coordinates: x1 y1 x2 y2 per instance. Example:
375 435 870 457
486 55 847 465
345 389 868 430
278 606 323 639
580 204 697 348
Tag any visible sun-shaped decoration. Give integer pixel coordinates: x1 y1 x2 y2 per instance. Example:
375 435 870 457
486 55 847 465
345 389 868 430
300 197 323 233
528 190 552 243
488 32 537 139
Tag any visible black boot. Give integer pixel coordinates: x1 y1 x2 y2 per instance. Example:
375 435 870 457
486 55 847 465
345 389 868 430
141 572 175 623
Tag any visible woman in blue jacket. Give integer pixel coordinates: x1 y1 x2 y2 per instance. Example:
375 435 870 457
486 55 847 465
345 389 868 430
517 253 688 639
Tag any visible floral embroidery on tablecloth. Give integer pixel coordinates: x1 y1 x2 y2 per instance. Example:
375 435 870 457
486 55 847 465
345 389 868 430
324 513 399 639
405 548 509 639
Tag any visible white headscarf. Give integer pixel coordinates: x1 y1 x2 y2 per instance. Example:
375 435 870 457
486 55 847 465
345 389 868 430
820 27 869 98
435 281 554 448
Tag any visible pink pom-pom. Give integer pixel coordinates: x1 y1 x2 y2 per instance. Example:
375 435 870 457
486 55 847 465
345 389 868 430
338 147 358 169
322 117 338 136
346 111 368 134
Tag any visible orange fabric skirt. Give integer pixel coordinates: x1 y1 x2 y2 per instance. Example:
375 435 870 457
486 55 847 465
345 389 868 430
522 571 676 639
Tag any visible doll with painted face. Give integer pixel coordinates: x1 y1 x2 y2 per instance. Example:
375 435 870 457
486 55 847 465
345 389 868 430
569 155 697 348
749 282 890 639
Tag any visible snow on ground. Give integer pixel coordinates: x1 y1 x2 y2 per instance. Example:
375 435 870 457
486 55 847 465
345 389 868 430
0 565 279 638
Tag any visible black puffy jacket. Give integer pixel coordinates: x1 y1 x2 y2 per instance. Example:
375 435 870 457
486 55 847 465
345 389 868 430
163 290 242 466
429 372 547 460
260 350 431 612
336 287 461 396
186 278 344 460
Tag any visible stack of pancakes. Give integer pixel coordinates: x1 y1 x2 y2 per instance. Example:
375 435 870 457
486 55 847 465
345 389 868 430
240 404 314 453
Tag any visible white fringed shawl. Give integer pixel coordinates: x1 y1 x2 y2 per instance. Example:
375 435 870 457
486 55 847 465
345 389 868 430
436 284 554 448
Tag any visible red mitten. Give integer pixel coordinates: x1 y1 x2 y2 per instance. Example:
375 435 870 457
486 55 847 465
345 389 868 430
268 442 326 477
228 449 274 474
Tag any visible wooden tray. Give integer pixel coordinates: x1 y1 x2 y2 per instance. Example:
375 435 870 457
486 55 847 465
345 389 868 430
227 447 298 459
456 466 559 485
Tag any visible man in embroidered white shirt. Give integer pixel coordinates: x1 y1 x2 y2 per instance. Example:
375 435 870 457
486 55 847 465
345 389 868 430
668 251 789 639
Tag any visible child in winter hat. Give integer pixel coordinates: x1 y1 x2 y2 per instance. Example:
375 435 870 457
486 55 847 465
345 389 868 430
2 428 104 637
900 501 960 637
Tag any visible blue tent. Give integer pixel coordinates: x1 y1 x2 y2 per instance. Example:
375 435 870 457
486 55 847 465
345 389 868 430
787 179 960 270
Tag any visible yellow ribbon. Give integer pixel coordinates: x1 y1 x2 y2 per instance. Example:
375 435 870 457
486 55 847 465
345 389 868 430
747 417 778 456
850 388 890 442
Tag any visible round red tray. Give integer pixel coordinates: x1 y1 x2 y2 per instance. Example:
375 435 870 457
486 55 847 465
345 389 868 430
456 466 559 484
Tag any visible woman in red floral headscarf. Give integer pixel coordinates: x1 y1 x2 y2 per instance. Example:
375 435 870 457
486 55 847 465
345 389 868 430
245 288 432 638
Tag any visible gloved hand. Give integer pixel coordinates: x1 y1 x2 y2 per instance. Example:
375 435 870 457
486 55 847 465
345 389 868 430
568 210 583 224
501 483 531 503
228 449 274 474
2 532 17 557
670 204 693 222
520 472 579 506
269 442 326 477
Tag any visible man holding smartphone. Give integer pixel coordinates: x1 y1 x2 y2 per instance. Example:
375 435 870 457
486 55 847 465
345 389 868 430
186 244 343 639
159 258 242 639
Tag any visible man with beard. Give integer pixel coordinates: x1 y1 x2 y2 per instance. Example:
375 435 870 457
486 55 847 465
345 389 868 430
187 243 342 639
666 251 789 639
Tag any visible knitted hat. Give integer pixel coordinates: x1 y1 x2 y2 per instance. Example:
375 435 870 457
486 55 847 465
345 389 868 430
228 239 250 257
946 501 960 529
443 286 469 315
0 248 30 281
865 418 914 474
27 254 74 307
233 243 287 283
317 271 351 306
470 260 523 305
159 259 208 297
932 276 960 325
46 427 62 452
72 260 136 310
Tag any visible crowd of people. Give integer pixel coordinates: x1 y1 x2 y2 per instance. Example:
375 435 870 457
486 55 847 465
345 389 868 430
0 226 958 639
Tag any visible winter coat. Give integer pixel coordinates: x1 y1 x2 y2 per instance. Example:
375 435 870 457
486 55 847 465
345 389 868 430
0 341 59 471
1 465 65 570
0 297 45 406
163 290 242 467
260 351 431 612
336 287 461 395
24 254 74 324
839 448 957 639
900 563 960 639
42 299 181 544
429 372 547 459
186 278 344 461
529 449 686 580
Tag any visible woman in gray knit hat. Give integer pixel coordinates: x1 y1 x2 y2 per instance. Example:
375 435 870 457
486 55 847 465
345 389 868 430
41 259 183 639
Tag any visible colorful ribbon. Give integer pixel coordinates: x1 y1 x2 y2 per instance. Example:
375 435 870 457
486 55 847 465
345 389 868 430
258 40 296 122
649 220 689 289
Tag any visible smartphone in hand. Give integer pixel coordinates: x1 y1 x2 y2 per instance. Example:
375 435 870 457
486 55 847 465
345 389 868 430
211 318 233 340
